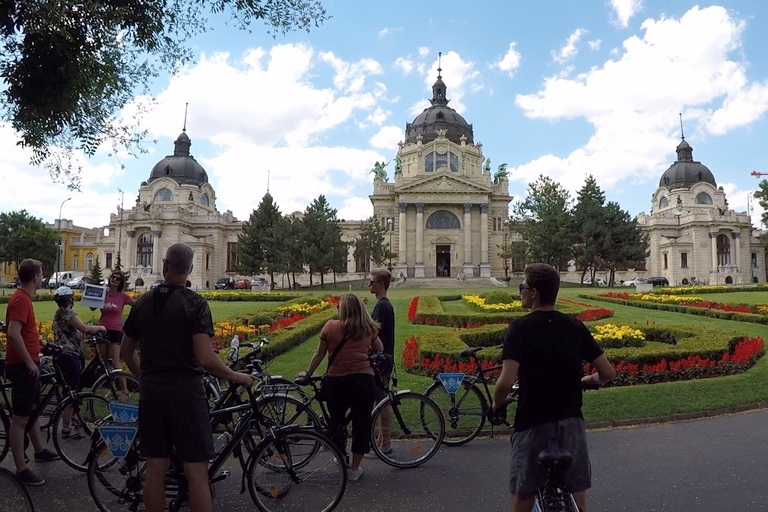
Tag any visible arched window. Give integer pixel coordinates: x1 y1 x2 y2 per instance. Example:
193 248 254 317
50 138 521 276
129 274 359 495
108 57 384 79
137 232 154 267
85 253 94 270
200 193 209 207
450 152 459 172
695 192 713 204
424 153 434 172
659 196 669 209
716 234 730 266
154 188 173 201
725 276 733 284
426 210 461 229
435 152 448 170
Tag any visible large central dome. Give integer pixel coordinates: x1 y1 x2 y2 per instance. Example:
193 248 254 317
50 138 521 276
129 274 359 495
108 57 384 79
404 68 474 145
658 139 716 189
148 131 209 186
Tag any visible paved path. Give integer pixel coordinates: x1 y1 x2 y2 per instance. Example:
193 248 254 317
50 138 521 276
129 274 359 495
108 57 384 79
4 409 768 511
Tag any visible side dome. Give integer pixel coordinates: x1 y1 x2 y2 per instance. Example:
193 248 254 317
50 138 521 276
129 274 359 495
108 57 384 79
404 68 474 145
148 131 209 186
658 139 716 189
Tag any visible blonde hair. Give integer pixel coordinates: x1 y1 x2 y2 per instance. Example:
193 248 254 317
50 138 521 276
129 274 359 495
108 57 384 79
338 293 380 339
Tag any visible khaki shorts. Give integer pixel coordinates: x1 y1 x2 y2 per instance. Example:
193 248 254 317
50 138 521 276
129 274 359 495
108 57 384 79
509 417 591 499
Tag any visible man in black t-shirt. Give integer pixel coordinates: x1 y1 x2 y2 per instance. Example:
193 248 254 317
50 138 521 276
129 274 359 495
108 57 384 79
493 263 615 512
121 243 253 512
367 269 395 457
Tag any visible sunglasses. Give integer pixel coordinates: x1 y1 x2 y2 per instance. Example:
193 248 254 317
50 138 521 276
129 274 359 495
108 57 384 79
519 284 533 292
110 275 121 280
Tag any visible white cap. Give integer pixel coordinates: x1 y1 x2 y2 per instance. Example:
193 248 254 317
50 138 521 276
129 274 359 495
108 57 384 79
54 286 74 297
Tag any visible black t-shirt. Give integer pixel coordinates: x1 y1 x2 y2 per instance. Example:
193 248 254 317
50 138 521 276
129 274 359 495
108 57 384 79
502 310 603 432
371 297 395 356
123 284 214 401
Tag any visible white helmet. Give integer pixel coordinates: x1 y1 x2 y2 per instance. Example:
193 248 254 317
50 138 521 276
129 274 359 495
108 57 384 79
54 286 75 298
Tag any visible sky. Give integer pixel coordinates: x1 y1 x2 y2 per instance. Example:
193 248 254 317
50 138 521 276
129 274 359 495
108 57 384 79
3 0 768 230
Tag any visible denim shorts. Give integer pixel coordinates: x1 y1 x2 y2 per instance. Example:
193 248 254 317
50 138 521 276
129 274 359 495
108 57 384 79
138 399 214 462
509 417 591 499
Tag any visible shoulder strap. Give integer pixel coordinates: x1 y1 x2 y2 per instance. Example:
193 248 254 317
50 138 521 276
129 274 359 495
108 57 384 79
326 332 351 372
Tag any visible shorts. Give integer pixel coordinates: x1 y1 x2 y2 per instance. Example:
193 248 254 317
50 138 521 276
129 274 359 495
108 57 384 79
6 363 42 417
55 352 83 391
509 417 591 499
138 399 214 462
102 330 123 345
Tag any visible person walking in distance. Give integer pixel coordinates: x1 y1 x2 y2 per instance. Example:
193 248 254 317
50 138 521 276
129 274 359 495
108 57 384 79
120 243 254 512
492 263 615 512
5 259 61 486
97 270 135 395
367 270 394 457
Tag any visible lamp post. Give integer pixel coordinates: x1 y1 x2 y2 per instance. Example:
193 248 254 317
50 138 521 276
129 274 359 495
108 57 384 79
56 197 72 285
387 218 393 272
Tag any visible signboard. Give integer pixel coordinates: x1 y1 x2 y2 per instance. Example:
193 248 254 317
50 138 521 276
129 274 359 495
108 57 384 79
109 402 139 423
80 283 107 309
437 373 465 394
98 425 138 458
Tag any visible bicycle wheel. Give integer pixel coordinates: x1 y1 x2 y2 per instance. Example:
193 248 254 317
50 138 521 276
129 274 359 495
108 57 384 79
91 371 140 404
256 394 321 431
247 429 346 512
88 440 147 512
0 467 35 512
0 408 9 463
424 381 486 446
50 392 112 471
370 392 444 469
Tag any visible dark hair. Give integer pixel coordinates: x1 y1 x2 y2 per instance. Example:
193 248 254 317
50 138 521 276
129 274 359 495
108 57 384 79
109 270 127 292
18 259 43 284
523 263 560 305
371 269 391 289
55 295 74 308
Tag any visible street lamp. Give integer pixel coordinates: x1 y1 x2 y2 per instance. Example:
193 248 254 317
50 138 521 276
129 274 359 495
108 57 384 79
56 197 72 285
387 218 393 272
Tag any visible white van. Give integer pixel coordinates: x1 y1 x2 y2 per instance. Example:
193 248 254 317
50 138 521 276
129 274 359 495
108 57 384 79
47 271 85 288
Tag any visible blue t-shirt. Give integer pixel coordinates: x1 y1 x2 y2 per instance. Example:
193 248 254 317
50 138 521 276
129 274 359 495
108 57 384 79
371 297 395 356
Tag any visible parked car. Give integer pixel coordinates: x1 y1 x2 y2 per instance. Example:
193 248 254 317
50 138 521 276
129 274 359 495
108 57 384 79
234 279 251 290
583 277 608 287
649 276 670 287
5 277 20 288
215 277 235 290
623 277 649 287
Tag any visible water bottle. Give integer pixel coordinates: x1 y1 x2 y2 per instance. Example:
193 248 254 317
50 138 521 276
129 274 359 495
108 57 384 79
227 334 240 363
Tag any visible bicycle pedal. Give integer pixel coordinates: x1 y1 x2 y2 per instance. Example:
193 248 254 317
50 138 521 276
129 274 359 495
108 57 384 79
211 470 230 483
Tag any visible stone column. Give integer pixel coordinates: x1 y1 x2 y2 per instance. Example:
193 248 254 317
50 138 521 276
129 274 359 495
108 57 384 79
397 202 408 278
151 230 162 274
462 203 474 277
126 231 136 270
480 203 491 277
709 232 718 271
415 203 425 278
733 231 741 271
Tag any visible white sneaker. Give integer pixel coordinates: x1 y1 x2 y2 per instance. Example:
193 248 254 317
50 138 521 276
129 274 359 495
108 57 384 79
347 466 364 481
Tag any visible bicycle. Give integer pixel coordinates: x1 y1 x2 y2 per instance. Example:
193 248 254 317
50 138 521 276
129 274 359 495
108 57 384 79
87 373 348 512
294 353 446 469
424 345 516 445
83 332 141 404
0 467 36 512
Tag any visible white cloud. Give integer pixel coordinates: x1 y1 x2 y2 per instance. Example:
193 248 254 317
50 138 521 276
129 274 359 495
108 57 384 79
378 27 402 37
369 125 403 149
511 6 768 198
418 47 430 58
366 107 391 126
408 99 431 117
496 42 522 77
552 29 587 64
610 0 643 28
588 39 602 50
420 51 481 113
338 196 374 222
394 57 414 75
378 28 390 37
319 51 384 93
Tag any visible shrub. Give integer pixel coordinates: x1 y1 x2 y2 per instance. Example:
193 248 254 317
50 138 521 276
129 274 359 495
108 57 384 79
261 308 337 360
484 291 515 304
250 313 273 327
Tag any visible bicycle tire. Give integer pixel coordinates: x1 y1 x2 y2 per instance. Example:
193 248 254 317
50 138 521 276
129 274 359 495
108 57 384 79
90 371 140 404
370 391 445 469
424 381 487 446
247 428 346 512
0 408 9 464
0 467 36 512
250 394 322 464
87 440 146 512
50 392 112 472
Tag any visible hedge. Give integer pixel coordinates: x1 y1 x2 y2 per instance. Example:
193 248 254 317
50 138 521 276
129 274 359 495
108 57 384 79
260 308 336 360
0 290 298 304
649 284 768 295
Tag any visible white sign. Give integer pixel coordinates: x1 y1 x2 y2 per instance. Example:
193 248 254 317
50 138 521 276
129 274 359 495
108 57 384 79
80 284 107 309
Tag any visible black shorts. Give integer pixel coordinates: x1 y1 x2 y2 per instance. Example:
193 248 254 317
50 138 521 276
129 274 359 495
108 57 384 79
55 352 83 391
6 363 42 417
102 330 123 345
138 399 214 462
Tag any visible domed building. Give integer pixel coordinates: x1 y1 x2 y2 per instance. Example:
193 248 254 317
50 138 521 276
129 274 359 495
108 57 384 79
637 138 766 285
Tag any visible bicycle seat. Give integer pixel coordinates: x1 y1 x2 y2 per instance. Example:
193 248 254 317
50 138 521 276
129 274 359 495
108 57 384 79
294 375 324 386
536 437 573 467
459 347 483 358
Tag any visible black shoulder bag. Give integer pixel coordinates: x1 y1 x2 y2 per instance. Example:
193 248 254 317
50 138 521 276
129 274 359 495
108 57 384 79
317 332 350 402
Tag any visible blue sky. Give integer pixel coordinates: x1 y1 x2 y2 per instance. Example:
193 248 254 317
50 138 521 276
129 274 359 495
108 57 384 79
3 0 768 229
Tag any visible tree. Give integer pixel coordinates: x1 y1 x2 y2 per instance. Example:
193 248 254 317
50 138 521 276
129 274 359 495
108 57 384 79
572 175 607 284
0 210 58 268
600 202 649 286
283 216 307 290
89 256 103 285
753 180 768 229
353 217 390 274
1 0 329 188
510 175 574 269
237 193 286 287
302 195 346 288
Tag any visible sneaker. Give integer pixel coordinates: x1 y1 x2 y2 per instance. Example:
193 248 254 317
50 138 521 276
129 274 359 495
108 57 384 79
347 466 364 482
364 447 393 459
62 427 86 440
34 449 60 462
16 468 45 486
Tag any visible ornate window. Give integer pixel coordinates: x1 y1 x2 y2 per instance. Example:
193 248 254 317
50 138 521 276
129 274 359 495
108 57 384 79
716 234 730 266
85 253 94 270
663 253 668 269
201 193 209 207
355 250 370 273
511 242 527 272
659 196 669 209
680 252 688 268
227 242 239 272
449 152 459 172
72 254 79 269
426 210 461 229
154 188 173 202
695 192 713 204
105 253 113 269
424 153 434 172
137 232 154 267
436 152 448 170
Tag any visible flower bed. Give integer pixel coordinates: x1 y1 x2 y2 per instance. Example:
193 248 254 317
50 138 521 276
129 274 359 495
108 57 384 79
648 284 768 295
462 295 525 312
591 324 645 348
0 290 296 305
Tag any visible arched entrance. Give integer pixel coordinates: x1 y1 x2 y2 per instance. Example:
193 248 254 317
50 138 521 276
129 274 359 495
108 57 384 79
725 276 733 284
436 245 451 277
